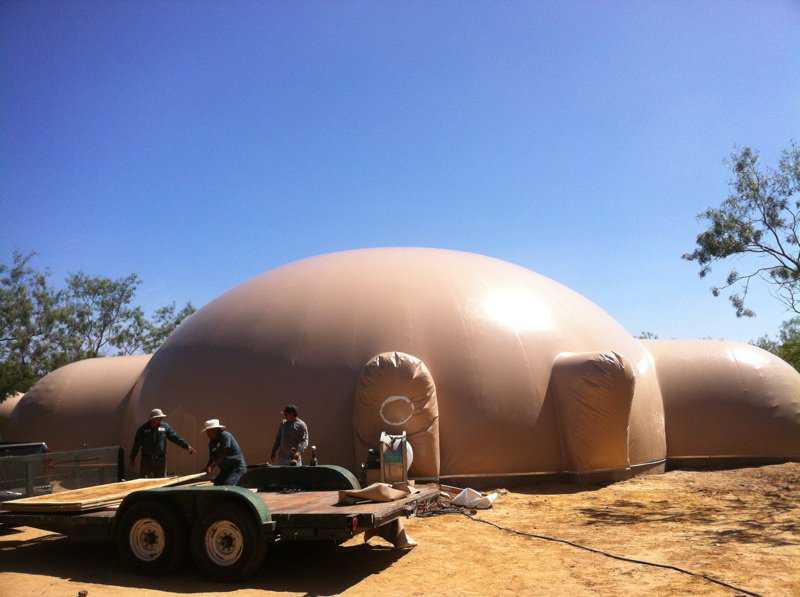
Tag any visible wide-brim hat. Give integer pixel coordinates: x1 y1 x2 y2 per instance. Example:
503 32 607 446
149 408 167 419
202 419 226 432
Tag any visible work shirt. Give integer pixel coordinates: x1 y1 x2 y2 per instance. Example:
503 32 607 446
131 421 189 460
207 430 247 473
271 418 309 461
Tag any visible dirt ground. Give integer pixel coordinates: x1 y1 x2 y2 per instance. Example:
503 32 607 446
1 463 797 596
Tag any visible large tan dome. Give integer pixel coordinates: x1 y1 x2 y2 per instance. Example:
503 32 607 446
123 248 667 479
7 249 799 482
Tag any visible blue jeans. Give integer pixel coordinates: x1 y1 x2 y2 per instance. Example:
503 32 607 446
214 465 247 486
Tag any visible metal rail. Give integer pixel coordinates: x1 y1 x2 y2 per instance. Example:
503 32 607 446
0 446 122 500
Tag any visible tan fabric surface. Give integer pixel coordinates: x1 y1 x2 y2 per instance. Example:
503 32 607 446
364 517 417 548
337 482 411 505
0 392 23 440
354 352 440 478
645 339 800 459
6 355 151 450
10 249 800 482
119 248 667 478
549 351 635 473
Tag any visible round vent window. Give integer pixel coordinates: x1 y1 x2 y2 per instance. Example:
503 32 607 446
379 395 414 426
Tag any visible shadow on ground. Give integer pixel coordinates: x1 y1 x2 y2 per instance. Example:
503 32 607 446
0 533 407 595
577 494 800 548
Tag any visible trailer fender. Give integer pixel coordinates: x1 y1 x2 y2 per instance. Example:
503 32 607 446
239 464 360 492
118 485 272 532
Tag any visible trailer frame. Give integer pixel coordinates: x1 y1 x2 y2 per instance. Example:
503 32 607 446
0 480 440 580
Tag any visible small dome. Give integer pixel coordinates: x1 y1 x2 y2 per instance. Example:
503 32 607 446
0 392 24 441
645 340 800 460
8 355 151 450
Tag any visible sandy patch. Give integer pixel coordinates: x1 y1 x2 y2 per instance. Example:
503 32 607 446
1 463 797 596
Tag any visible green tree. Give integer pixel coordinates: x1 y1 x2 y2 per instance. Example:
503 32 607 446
61 272 145 359
683 142 800 317
1 252 197 399
636 331 659 340
0 252 66 397
752 318 800 371
59 274 194 358
140 301 195 353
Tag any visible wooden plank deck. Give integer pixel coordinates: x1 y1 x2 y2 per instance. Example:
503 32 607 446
0 508 116 540
258 484 440 528
0 474 207 513
0 484 440 536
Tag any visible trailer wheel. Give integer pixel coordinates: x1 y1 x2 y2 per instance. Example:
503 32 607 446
116 500 187 574
190 504 266 580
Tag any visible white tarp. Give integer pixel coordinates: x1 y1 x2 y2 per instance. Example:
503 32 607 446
451 487 497 509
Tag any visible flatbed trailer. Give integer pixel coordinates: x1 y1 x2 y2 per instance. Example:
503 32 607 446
0 465 439 580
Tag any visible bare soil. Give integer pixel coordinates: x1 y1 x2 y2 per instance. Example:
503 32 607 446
1 463 798 596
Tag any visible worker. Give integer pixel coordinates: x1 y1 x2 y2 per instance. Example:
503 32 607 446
270 404 309 465
130 408 195 478
202 418 247 486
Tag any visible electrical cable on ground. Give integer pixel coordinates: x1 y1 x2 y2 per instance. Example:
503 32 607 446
418 507 761 597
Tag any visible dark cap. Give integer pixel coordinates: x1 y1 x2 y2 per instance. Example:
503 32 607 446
283 404 298 416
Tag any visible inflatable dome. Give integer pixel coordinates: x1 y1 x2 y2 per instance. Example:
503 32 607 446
7 355 151 451
0 392 23 441
121 248 667 480
644 340 800 463
6 248 800 484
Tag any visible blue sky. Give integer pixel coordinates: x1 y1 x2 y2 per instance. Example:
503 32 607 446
2 1 799 341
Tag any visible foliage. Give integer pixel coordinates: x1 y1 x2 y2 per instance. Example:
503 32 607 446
636 331 659 340
0 252 194 399
61 272 145 359
0 252 67 397
683 142 800 317
140 302 196 353
752 317 800 371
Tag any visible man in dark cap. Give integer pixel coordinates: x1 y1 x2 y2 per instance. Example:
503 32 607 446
270 404 309 466
130 408 195 477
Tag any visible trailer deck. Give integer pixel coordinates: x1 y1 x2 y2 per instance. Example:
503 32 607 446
0 485 440 543
260 485 439 541
0 465 441 580
261 486 437 525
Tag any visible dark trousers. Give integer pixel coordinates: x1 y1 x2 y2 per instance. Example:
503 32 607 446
213 465 246 486
140 454 167 478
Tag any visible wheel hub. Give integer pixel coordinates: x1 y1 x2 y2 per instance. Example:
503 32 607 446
205 520 244 567
129 518 166 561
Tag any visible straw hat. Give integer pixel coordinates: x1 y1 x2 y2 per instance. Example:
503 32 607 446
149 408 167 419
202 419 226 432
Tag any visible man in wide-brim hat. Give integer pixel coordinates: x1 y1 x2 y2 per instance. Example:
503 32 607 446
130 408 195 478
203 418 247 486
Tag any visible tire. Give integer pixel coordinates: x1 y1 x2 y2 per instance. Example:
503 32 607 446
190 503 266 581
116 500 187 574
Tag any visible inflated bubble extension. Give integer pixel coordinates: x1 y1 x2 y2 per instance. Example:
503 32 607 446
354 352 440 479
549 352 635 474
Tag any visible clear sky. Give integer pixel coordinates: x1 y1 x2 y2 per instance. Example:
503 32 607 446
2 1 799 342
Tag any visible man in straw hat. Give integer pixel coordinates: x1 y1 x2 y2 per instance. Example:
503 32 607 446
202 418 247 486
130 408 195 478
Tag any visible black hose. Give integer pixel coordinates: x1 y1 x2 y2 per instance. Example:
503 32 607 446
420 508 761 597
